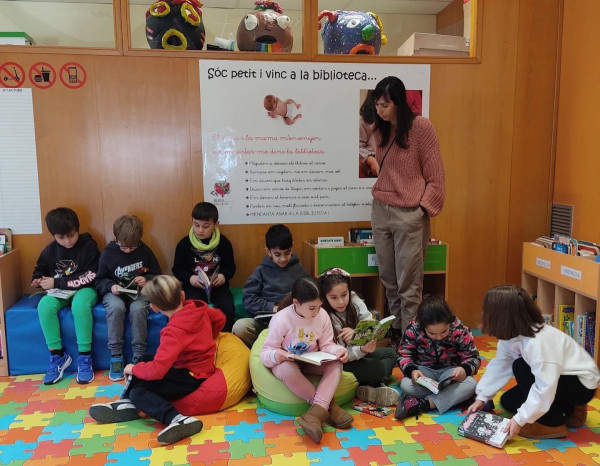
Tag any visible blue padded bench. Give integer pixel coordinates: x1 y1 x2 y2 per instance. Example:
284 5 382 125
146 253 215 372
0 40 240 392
5 294 167 376
5 287 249 376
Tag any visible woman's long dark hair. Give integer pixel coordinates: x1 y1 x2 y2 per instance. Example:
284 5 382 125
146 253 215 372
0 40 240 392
372 76 415 149
318 269 359 338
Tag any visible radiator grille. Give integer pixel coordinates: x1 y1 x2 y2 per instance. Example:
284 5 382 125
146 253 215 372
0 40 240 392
550 203 573 237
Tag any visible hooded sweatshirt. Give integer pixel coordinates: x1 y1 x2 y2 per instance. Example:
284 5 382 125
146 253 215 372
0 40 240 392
131 299 225 381
242 253 308 316
95 241 162 297
31 232 100 290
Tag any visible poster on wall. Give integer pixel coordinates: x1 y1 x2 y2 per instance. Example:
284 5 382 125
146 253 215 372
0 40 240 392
200 60 430 225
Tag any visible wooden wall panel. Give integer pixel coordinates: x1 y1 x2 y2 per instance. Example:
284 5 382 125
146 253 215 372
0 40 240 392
555 0 600 244
0 0 562 328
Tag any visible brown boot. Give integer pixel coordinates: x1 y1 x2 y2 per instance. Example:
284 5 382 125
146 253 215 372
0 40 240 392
297 404 329 443
519 422 567 439
326 399 353 429
565 405 588 428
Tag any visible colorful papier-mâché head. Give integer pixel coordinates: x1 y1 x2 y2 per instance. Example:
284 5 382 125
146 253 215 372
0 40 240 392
146 0 205 50
318 10 387 55
236 0 293 52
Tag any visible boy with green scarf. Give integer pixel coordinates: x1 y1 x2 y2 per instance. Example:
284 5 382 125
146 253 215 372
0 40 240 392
172 202 236 331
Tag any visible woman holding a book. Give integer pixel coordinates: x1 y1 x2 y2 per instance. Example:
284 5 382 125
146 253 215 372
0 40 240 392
318 268 399 407
396 296 481 420
468 285 600 440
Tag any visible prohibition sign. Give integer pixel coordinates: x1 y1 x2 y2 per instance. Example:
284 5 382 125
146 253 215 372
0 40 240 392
59 62 87 89
29 62 57 89
0 62 25 88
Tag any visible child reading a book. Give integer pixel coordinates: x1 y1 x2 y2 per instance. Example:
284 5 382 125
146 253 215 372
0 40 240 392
172 202 236 331
89 275 223 445
31 207 100 385
468 285 600 440
260 277 353 443
396 296 481 420
95 215 162 381
234 224 308 348
318 268 398 407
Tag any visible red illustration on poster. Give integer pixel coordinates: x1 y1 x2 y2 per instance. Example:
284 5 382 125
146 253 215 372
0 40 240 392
0 62 26 88
59 62 87 89
29 62 56 89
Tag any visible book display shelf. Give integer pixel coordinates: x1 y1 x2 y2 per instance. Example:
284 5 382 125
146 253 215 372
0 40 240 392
302 241 448 316
0 249 21 376
521 242 599 364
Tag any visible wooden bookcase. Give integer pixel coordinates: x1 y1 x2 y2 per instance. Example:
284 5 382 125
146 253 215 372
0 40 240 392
521 242 599 365
0 249 21 376
302 241 448 316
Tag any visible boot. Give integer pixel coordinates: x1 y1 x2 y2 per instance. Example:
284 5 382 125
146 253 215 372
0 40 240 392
326 399 353 429
297 404 329 443
565 405 587 428
519 422 567 439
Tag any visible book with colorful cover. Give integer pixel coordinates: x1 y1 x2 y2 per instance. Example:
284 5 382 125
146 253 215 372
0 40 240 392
353 402 392 418
585 311 596 358
348 228 373 244
458 411 510 448
558 305 574 334
348 315 396 346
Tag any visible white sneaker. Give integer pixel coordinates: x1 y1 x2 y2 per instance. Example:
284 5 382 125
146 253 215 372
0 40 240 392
89 399 139 423
356 385 399 407
157 414 203 445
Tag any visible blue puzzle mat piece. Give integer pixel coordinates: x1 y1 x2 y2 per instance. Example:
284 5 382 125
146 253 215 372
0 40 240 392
39 422 83 443
338 427 380 449
225 421 266 442
0 440 37 464
307 446 351 464
0 414 19 430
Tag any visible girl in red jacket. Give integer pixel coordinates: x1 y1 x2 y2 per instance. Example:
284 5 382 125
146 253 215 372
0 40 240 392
89 275 225 445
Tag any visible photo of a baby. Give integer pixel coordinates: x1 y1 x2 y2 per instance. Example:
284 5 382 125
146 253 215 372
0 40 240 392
264 94 302 125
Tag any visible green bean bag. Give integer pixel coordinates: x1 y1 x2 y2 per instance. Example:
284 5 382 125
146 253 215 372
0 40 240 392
250 329 358 416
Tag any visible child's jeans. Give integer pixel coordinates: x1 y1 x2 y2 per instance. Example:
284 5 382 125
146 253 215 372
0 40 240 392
103 293 149 358
400 365 477 414
271 359 343 410
125 355 204 425
37 287 98 352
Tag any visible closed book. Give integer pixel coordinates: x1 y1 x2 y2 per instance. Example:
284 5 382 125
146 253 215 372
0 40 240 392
458 411 510 448
353 402 392 418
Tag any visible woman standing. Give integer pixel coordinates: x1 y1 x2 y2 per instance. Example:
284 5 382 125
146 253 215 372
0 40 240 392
370 76 445 341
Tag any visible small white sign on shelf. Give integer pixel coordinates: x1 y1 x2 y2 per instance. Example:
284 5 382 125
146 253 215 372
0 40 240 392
368 254 378 267
561 265 582 281
536 258 551 269
317 236 345 247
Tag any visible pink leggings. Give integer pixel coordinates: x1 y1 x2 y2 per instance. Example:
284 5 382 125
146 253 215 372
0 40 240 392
271 360 343 410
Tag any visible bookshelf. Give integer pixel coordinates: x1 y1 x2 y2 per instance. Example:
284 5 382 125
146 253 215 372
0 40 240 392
521 242 599 364
302 241 448 316
0 249 21 376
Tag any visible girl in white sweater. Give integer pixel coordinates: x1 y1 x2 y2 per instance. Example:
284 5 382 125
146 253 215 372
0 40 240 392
468 285 600 440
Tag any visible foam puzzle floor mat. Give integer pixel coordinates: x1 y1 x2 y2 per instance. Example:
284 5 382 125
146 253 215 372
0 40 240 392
1 333 599 465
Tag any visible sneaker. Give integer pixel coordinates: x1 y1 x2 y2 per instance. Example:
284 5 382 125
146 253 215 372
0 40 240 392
356 385 399 407
89 399 139 423
76 355 94 384
43 353 72 385
109 356 125 381
395 394 424 420
157 414 203 445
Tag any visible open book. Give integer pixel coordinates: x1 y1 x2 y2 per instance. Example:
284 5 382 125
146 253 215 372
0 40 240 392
195 265 220 303
254 312 276 323
46 288 76 299
348 315 396 346
289 351 338 366
415 375 453 394
458 411 510 448
115 286 139 298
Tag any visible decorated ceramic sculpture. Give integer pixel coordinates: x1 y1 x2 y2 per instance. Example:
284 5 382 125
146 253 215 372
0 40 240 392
146 0 205 50
236 0 293 52
318 10 387 55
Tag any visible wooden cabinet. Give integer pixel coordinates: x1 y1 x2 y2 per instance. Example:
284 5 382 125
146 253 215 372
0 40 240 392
521 242 599 364
302 241 448 316
0 249 21 376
